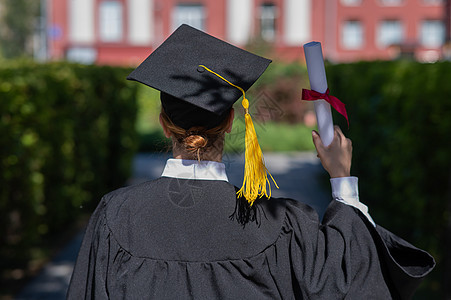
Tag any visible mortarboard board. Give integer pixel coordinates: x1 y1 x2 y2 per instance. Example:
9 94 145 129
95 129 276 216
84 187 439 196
127 24 277 205
127 24 271 129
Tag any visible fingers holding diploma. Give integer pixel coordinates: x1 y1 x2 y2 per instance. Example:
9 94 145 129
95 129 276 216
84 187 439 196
312 126 352 178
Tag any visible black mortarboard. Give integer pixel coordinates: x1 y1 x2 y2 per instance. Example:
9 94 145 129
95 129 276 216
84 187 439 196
127 24 271 129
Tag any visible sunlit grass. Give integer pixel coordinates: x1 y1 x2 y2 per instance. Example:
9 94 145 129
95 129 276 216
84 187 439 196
224 120 315 153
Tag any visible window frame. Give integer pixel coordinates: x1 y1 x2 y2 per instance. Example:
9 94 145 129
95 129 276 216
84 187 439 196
341 20 364 50
419 19 445 48
259 2 277 42
376 19 404 48
99 0 124 43
172 3 206 32
378 0 403 6
340 0 363 6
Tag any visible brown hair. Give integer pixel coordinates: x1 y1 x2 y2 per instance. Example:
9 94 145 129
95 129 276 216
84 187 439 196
160 108 232 161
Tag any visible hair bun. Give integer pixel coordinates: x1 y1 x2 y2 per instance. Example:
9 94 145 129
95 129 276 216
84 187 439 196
184 134 208 151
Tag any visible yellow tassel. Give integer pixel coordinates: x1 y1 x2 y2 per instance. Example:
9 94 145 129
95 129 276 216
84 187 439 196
236 97 279 206
199 65 278 206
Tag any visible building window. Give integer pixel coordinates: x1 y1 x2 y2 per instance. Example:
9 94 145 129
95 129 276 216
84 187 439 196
341 0 362 6
69 0 95 43
420 20 445 48
422 0 443 4
379 0 403 5
67 47 97 64
259 3 277 42
342 20 364 49
172 4 205 31
377 20 403 48
99 1 123 42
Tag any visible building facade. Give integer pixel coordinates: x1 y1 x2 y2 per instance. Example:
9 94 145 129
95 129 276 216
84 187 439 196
46 0 449 65
316 0 448 62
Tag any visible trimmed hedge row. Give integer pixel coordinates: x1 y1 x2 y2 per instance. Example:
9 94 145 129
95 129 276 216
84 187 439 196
326 60 451 297
0 61 138 268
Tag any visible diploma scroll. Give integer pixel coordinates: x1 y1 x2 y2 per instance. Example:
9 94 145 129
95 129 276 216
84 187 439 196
303 42 334 147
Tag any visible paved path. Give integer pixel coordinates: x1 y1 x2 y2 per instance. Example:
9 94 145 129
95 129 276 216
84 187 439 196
16 152 330 299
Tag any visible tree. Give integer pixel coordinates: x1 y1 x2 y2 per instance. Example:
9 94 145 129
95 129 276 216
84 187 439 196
0 0 40 58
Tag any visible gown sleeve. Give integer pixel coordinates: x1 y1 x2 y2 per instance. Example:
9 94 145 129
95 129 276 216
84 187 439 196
66 197 110 299
282 199 435 300
371 224 435 299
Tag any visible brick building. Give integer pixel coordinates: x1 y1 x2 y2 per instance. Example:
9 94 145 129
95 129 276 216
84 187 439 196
46 0 449 65
314 0 448 62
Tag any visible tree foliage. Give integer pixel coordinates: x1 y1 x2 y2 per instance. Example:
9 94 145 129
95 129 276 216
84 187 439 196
0 0 40 58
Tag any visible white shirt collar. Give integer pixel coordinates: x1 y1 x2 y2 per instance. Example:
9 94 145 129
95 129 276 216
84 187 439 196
161 159 229 182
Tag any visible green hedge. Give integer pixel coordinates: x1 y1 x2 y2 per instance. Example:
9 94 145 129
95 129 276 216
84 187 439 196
326 60 451 298
0 61 138 272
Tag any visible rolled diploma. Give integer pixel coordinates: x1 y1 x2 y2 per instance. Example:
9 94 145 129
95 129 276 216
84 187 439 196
303 42 334 147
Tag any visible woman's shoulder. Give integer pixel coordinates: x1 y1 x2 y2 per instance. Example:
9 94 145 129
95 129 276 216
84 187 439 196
100 178 322 231
249 194 321 226
99 179 325 243
94 179 321 261
102 177 166 202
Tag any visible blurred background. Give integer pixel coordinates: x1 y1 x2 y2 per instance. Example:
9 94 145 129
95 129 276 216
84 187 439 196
0 0 450 299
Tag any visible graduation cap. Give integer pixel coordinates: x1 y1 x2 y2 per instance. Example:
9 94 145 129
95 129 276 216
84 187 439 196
127 24 278 205
127 24 271 129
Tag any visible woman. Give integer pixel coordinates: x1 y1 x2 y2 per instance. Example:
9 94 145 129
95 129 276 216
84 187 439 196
67 25 434 299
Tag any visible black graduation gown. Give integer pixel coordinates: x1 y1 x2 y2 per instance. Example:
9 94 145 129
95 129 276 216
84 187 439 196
67 177 435 299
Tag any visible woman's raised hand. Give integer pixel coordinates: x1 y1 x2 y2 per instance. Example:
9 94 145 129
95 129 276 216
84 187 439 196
312 126 352 178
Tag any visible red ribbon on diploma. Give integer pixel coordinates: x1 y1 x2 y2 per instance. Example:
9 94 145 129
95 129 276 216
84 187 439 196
302 88 349 127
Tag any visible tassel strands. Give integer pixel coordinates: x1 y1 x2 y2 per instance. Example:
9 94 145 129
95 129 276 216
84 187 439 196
199 65 278 206
238 97 279 205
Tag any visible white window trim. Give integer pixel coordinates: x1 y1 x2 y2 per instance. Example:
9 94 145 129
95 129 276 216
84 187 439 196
376 20 404 49
259 3 278 42
421 0 443 5
341 20 364 50
419 20 445 48
99 1 124 43
172 4 206 32
378 0 404 6
340 0 363 6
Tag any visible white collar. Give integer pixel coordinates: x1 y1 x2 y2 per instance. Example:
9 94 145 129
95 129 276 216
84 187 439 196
161 159 229 182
